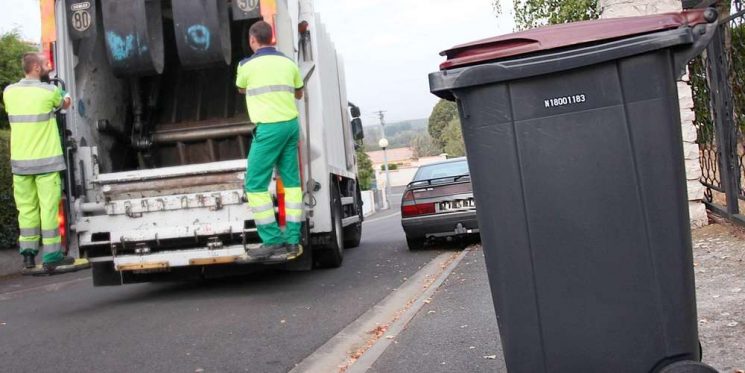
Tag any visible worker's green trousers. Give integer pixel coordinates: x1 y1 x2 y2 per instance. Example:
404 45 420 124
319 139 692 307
245 118 303 245
13 172 64 263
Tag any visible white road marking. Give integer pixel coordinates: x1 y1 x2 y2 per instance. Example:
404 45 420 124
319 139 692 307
0 276 92 301
363 212 401 225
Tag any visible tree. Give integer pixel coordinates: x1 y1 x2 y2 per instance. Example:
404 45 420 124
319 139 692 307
442 119 466 157
428 100 459 148
410 132 442 158
0 31 36 129
495 0 600 30
355 143 375 190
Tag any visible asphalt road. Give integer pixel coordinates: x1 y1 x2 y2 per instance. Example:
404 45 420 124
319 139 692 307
0 206 447 372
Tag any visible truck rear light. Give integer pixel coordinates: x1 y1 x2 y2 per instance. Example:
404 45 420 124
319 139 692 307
58 197 67 253
40 0 56 70
260 0 278 44
401 203 435 218
276 177 286 227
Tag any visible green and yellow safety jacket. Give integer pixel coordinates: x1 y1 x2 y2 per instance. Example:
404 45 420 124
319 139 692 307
3 78 66 175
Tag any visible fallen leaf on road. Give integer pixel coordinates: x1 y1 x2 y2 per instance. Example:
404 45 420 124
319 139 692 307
427 310 436 314
368 325 388 337
484 355 497 360
423 299 431 304
469 346 476 350
385 335 394 339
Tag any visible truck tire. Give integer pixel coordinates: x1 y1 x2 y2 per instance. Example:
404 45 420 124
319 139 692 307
92 261 122 286
343 222 362 248
343 185 363 248
315 186 344 268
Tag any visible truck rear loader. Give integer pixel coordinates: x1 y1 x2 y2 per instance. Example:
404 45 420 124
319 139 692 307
41 0 365 285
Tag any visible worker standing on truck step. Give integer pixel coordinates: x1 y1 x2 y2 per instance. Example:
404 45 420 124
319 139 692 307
3 52 75 272
236 21 305 261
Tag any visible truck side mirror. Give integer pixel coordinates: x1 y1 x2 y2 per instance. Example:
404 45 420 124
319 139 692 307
350 106 361 118
351 118 364 141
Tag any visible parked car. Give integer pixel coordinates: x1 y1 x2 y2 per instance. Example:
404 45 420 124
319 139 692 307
400 157 479 250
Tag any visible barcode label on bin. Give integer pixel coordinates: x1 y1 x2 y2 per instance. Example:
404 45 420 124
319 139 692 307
544 94 587 108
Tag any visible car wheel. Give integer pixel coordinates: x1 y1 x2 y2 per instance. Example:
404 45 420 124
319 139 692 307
406 235 426 251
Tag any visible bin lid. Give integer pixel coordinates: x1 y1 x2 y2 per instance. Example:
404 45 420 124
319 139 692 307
440 9 710 70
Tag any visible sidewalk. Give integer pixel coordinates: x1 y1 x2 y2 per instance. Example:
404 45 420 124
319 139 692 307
0 249 19 278
370 224 745 372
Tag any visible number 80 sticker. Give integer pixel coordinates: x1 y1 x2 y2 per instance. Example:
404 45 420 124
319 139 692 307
70 2 92 32
237 0 259 12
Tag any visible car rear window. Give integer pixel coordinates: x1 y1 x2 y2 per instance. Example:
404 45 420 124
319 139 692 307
414 160 469 181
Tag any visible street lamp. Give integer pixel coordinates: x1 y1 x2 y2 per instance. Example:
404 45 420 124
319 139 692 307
378 138 391 209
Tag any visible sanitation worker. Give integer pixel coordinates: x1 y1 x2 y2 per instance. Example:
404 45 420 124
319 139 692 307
236 21 304 261
3 52 74 272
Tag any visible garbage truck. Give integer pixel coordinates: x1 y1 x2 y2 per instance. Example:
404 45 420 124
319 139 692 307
42 0 365 285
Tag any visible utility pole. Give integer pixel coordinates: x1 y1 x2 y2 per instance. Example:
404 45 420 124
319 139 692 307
375 110 391 209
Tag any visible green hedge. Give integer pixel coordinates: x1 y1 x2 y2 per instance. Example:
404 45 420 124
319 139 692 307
0 130 17 250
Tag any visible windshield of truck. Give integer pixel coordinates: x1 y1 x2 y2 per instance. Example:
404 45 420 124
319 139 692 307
413 159 469 182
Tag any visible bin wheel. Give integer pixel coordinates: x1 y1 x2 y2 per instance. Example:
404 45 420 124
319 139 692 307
406 235 425 251
659 361 718 373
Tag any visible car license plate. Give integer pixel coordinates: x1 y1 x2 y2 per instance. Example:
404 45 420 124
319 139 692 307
438 198 475 212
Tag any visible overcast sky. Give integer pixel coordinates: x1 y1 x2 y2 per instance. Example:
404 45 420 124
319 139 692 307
0 0 514 122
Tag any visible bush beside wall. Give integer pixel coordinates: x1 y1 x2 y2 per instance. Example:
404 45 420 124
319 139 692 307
0 130 17 250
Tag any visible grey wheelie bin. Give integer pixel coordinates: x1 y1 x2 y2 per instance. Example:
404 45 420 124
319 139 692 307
429 9 720 373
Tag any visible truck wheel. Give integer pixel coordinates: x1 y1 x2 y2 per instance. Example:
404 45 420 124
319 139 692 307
315 186 344 268
406 235 425 251
92 261 122 286
343 185 363 248
343 222 362 248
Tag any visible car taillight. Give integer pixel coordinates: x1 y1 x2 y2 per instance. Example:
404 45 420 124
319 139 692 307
402 190 415 202
401 203 435 218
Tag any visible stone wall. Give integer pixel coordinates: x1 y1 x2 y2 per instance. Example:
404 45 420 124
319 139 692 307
600 0 709 228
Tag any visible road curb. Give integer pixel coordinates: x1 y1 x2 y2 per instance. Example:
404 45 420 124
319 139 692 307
290 246 472 373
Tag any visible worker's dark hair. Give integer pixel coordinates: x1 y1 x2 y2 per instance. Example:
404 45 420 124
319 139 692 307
249 21 273 45
22 52 42 74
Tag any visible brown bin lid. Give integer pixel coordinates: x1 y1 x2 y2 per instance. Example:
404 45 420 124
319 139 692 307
440 9 709 70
